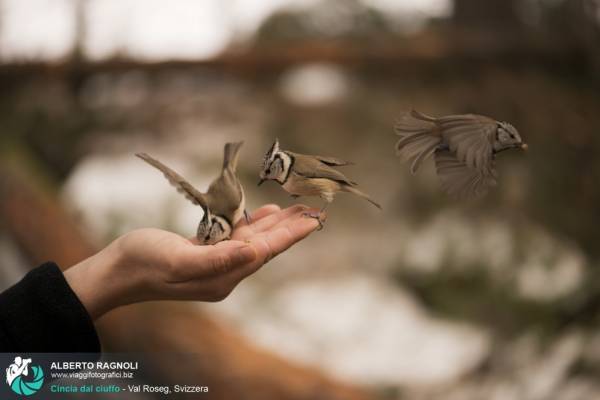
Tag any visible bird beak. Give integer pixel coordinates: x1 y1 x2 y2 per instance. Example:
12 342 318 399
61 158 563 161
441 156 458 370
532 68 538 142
257 179 265 186
520 143 528 151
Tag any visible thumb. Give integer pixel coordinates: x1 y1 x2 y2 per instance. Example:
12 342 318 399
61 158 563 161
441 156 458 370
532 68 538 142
179 240 257 279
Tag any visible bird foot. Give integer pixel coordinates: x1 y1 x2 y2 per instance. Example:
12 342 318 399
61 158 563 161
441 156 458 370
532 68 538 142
302 211 325 231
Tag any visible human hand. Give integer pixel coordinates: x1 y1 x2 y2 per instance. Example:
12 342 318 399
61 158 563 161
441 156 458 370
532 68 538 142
64 204 322 319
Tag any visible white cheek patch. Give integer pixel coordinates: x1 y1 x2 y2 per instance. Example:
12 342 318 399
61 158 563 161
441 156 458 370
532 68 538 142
232 190 245 225
276 152 292 182
213 215 232 240
281 153 291 173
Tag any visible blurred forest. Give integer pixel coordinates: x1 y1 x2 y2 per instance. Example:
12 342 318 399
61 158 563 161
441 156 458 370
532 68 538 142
1 0 600 399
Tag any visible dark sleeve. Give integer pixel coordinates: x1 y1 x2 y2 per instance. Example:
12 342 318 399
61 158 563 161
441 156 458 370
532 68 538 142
0 262 101 352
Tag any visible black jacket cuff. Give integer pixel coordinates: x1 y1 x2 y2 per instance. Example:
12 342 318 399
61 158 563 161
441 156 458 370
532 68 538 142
0 262 101 352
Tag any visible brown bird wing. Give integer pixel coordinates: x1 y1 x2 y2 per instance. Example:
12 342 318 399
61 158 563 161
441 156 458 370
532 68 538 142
313 155 354 167
289 152 357 186
136 153 207 207
437 114 497 171
434 149 497 198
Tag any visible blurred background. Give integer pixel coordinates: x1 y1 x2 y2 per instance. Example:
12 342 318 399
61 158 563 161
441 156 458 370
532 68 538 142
1 0 600 399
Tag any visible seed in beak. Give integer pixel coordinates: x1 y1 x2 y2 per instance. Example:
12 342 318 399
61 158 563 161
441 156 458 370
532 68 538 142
521 143 528 151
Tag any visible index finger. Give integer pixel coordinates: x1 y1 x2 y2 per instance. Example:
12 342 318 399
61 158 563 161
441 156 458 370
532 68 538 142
234 204 281 229
230 210 322 280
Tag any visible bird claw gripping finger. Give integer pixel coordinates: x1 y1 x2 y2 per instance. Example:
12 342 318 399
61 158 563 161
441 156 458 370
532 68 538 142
302 211 325 231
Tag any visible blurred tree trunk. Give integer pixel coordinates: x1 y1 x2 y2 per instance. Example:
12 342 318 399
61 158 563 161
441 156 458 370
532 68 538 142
561 0 600 79
452 0 522 28
66 0 88 93
71 0 86 63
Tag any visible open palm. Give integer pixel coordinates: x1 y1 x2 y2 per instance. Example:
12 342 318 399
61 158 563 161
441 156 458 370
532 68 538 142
112 204 322 304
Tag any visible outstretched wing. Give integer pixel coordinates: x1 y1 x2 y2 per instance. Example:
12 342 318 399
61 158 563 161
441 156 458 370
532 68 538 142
136 153 207 207
437 114 497 171
434 149 497 198
289 152 357 186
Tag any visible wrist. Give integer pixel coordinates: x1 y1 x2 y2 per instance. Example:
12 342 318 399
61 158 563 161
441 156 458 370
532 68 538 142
64 241 125 320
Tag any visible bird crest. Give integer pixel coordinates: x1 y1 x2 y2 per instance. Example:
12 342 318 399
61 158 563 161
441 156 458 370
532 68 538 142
263 138 280 167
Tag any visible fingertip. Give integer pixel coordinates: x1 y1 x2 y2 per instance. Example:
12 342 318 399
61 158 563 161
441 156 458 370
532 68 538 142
286 204 310 214
301 215 321 233
286 211 322 235
302 207 323 216
294 207 324 222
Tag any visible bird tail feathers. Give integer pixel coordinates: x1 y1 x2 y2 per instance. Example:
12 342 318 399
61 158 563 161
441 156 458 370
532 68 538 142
395 110 442 174
223 141 244 172
409 109 437 122
343 186 382 210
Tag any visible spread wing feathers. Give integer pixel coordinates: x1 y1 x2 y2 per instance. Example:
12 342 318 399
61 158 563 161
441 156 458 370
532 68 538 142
395 111 442 174
437 115 497 171
314 155 354 167
434 149 497 199
394 109 436 135
222 141 244 172
136 153 207 207
290 153 357 186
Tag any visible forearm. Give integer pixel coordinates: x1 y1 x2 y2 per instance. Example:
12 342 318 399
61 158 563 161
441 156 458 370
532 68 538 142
64 240 131 320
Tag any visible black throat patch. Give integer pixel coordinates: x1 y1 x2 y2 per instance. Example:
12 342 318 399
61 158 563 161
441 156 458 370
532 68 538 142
217 214 232 228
